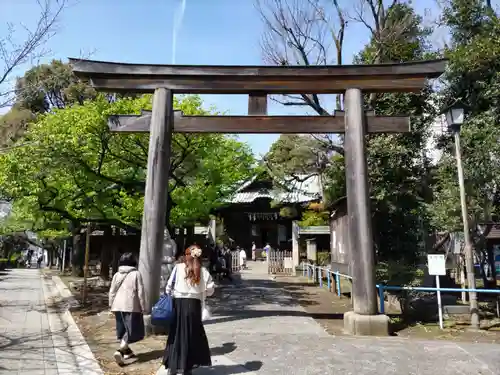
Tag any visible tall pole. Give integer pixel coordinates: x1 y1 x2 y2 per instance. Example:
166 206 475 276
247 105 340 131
138 88 174 314
62 239 67 273
453 128 480 329
82 223 91 304
344 88 378 315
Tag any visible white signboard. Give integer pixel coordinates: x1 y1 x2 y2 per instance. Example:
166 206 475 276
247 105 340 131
284 257 294 270
427 254 446 276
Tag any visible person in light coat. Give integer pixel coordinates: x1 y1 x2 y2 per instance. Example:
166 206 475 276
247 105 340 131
109 252 146 366
239 247 247 270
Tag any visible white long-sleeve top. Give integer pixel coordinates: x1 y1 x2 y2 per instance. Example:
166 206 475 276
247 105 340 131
165 262 215 300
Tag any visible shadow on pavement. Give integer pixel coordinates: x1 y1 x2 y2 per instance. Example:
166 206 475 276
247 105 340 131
194 360 263 374
210 342 237 356
135 348 165 363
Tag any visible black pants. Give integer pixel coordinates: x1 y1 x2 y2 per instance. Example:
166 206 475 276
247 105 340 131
115 312 145 344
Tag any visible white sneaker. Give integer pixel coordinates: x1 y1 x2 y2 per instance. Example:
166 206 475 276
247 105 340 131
113 350 124 366
122 348 136 360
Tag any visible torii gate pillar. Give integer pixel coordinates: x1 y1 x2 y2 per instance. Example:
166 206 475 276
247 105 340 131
343 88 389 335
137 88 174 320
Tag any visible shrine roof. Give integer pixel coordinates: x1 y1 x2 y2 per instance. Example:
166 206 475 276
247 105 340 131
227 174 322 204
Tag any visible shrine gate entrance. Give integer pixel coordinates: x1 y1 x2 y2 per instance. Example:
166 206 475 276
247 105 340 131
70 58 446 335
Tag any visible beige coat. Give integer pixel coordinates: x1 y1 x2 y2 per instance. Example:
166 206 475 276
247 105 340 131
109 266 146 313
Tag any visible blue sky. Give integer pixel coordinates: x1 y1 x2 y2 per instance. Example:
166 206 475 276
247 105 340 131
1 0 444 156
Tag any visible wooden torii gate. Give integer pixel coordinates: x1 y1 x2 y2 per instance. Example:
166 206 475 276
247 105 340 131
70 58 446 335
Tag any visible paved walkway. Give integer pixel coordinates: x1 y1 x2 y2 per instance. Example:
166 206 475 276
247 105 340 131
199 261 500 375
0 268 102 375
2 264 499 375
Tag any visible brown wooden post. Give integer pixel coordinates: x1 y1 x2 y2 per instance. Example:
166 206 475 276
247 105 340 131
344 88 377 314
343 88 388 335
138 88 174 314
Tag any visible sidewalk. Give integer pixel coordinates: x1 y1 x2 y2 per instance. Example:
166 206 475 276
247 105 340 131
0 268 102 375
200 261 499 375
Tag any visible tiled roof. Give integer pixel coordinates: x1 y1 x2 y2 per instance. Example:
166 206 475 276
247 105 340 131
227 174 322 204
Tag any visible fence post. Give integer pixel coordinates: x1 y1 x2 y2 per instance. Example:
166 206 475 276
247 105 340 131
335 272 341 296
313 266 316 283
327 271 331 291
378 284 385 314
319 268 323 288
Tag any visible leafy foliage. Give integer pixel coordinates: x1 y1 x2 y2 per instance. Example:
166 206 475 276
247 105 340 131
0 93 255 235
15 59 97 113
430 0 500 235
265 134 332 179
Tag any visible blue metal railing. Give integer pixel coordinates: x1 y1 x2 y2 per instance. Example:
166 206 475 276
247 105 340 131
301 262 500 316
377 284 500 314
302 262 352 297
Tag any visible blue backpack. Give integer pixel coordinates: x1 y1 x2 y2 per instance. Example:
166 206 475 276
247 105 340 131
151 267 177 326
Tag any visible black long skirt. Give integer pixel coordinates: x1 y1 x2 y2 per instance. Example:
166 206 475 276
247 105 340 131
114 312 145 344
163 298 212 372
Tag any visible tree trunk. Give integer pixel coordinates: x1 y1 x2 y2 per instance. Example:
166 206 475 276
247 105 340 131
487 246 496 289
111 229 120 275
47 248 52 268
100 226 113 280
185 226 195 252
175 227 186 254
71 227 84 277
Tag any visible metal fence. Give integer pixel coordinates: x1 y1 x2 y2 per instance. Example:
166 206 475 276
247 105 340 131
268 250 294 275
301 262 500 329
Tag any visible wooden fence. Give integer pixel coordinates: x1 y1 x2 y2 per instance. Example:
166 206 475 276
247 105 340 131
230 251 241 272
268 250 294 275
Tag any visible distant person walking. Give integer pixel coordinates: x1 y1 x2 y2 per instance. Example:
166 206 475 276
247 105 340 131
36 255 43 268
239 247 247 270
264 243 271 262
161 245 215 375
251 241 256 261
108 252 146 366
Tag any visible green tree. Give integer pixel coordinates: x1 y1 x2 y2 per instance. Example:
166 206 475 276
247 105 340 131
0 94 254 229
0 108 35 147
430 0 500 286
345 3 437 269
260 1 437 278
15 59 97 113
0 60 96 149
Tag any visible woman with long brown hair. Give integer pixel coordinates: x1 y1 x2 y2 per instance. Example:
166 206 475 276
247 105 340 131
161 245 215 375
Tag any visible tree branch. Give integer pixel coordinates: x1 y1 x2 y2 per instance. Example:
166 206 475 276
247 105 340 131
0 0 68 108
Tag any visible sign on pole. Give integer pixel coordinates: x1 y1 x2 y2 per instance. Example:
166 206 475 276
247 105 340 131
427 254 446 276
427 254 446 330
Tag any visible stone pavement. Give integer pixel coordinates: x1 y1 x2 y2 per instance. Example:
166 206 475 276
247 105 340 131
2 263 499 375
0 268 102 375
197 261 500 375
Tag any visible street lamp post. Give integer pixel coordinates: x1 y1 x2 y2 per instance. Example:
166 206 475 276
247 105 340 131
444 104 480 329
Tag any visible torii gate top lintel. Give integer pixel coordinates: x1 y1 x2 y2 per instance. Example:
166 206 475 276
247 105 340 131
69 58 446 95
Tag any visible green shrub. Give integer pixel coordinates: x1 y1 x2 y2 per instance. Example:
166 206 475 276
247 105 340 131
317 251 331 266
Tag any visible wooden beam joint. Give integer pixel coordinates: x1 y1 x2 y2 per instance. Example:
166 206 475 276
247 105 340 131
248 93 268 115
